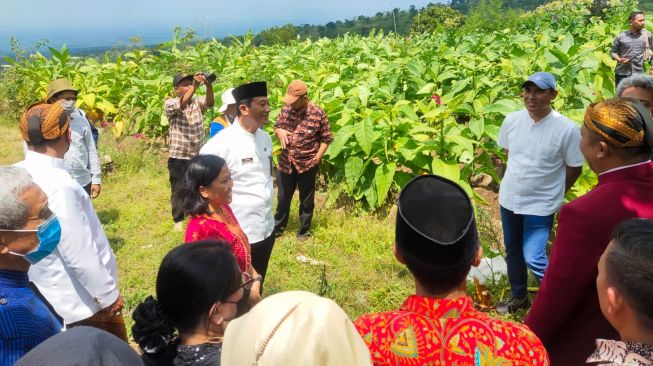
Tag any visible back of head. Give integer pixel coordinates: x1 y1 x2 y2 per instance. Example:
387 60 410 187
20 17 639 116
19 102 70 146
15 326 143 366
175 154 226 217
616 74 653 98
606 218 653 329
0 166 35 230
584 97 653 157
222 291 372 366
395 175 479 295
132 241 241 358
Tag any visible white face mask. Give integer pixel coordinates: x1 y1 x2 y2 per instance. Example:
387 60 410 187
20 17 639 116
61 100 76 112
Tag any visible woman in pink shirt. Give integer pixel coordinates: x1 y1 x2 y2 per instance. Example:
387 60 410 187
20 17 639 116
177 154 260 293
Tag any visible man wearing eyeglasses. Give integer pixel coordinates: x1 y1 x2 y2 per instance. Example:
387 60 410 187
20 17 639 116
274 80 333 241
495 72 584 314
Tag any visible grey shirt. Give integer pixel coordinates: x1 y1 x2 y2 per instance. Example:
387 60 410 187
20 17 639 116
611 29 653 76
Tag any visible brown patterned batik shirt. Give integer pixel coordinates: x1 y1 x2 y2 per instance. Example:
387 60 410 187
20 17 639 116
274 102 333 174
164 96 207 159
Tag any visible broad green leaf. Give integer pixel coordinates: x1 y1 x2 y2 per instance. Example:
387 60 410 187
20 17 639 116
448 78 471 97
374 162 396 206
416 83 436 95
82 94 96 109
364 181 378 209
112 120 124 137
345 156 364 189
469 117 485 139
357 85 371 106
96 100 117 114
484 99 521 116
354 117 378 156
484 125 501 140
326 125 354 158
437 71 457 83
431 158 460 182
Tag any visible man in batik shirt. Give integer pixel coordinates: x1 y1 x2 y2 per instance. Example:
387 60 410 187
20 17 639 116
274 80 333 240
355 175 549 365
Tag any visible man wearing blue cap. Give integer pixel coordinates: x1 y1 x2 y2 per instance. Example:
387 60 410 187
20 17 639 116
495 72 584 314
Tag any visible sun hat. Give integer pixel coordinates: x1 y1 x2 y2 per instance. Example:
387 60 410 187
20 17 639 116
219 88 236 113
46 79 78 101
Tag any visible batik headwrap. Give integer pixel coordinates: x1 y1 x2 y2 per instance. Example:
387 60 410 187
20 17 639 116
19 101 70 144
583 98 649 148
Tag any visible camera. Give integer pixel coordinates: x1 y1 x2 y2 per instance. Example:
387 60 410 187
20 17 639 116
202 72 216 84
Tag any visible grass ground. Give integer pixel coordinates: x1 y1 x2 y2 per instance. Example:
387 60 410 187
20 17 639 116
0 115 526 337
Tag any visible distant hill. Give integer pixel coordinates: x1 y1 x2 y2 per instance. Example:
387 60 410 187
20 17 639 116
254 0 557 44
450 0 550 13
4 0 593 61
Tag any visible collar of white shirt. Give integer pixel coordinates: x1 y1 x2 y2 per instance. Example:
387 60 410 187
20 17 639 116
24 150 65 170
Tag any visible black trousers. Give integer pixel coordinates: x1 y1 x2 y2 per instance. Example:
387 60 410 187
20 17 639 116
274 164 319 236
167 157 190 223
615 73 629 91
83 183 91 196
250 233 276 292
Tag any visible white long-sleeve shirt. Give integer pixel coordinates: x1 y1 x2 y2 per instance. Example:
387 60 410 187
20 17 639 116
15 151 119 323
200 119 275 243
64 109 101 186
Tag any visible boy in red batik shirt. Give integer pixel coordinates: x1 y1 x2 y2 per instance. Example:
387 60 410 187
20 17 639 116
355 175 549 366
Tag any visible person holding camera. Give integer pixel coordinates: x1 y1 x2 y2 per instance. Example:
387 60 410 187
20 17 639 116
165 72 214 230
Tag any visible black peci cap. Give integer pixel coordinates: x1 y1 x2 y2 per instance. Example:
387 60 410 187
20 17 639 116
396 175 479 267
233 81 267 102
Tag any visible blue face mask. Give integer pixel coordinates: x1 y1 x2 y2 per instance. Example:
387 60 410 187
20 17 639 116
2 214 62 264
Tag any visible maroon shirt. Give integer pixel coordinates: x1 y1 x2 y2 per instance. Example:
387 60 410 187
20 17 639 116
274 102 333 174
526 161 653 365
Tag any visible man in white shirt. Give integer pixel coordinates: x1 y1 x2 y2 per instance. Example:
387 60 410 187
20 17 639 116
496 72 584 314
14 101 126 340
46 79 102 198
200 82 276 284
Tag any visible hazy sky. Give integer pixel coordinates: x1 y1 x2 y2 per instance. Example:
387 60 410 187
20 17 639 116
1 0 440 52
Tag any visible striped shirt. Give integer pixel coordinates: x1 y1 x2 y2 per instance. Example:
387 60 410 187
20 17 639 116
0 270 61 366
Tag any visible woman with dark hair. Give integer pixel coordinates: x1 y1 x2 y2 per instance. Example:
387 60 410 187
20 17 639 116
177 155 255 276
132 240 256 366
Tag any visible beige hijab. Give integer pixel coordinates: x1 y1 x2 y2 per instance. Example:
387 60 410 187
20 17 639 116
221 291 372 366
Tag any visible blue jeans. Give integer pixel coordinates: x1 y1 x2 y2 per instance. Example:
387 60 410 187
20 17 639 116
500 206 554 298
